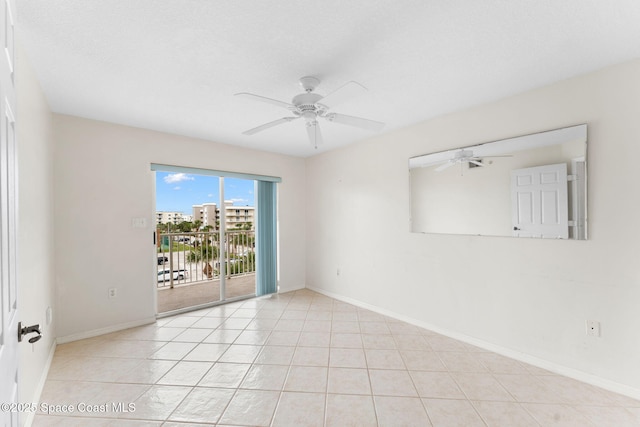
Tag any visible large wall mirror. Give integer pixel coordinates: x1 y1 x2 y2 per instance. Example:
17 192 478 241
409 124 587 239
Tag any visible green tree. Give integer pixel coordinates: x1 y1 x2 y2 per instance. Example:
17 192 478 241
177 221 193 232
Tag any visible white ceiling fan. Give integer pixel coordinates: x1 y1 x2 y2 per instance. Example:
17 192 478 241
235 76 385 149
435 149 483 172
434 149 511 173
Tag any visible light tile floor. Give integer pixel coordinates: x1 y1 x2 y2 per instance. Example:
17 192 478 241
33 289 640 426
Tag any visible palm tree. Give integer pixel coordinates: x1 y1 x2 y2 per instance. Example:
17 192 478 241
187 244 218 279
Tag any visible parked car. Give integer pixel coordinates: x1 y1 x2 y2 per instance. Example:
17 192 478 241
157 256 168 265
157 269 188 282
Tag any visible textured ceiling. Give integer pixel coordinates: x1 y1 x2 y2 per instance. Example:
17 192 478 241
16 0 640 157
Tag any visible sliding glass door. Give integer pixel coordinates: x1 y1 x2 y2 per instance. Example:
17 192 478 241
152 164 279 314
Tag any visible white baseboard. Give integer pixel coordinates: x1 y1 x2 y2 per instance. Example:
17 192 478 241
278 283 306 294
57 316 157 344
307 285 640 401
23 340 57 427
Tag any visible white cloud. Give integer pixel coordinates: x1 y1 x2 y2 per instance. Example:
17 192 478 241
173 186 181 190
208 193 214 198
229 198 249 205
164 173 194 184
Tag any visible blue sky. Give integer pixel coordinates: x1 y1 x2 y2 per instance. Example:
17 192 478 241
155 172 255 214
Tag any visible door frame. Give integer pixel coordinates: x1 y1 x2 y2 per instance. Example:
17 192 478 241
151 164 280 317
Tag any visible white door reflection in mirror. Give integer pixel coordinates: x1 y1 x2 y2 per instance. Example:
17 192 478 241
510 163 568 239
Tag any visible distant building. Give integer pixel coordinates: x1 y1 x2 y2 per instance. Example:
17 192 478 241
192 201 254 230
156 212 193 226
223 202 255 230
156 211 189 225
192 203 219 228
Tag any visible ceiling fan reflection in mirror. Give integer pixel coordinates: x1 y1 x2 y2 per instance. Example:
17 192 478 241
434 149 512 174
235 76 385 149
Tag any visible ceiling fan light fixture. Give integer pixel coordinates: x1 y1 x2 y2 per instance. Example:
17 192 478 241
302 111 317 121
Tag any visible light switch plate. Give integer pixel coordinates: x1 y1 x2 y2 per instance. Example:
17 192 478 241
131 218 147 228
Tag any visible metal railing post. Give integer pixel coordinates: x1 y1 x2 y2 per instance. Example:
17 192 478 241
169 235 174 289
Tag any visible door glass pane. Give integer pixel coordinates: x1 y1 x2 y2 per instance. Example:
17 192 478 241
155 171 223 313
223 177 256 300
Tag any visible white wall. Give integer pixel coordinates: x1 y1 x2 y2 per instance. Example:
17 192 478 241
306 59 640 393
53 115 306 339
16 46 56 414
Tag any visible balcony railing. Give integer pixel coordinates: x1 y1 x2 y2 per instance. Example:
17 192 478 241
156 230 255 289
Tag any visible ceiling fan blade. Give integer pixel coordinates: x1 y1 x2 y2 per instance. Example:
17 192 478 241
325 112 385 132
435 161 455 172
242 117 298 135
318 81 367 108
235 92 294 110
306 121 324 149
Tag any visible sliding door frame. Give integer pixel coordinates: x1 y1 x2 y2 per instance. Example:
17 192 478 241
151 163 281 316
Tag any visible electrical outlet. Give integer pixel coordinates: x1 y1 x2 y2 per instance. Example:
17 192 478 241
46 306 52 325
108 288 117 299
586 320 600 337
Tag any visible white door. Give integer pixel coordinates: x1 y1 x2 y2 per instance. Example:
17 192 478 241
0 0 19 425
511 163 569 239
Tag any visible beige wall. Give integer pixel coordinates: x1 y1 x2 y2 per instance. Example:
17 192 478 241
306 59 640 394
16 46 56 417
53 115 307 339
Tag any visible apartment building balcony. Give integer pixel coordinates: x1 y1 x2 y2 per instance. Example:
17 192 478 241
156 230 256 313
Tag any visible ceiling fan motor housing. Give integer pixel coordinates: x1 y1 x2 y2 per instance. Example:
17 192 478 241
455 149 474 160
292 92 325 121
